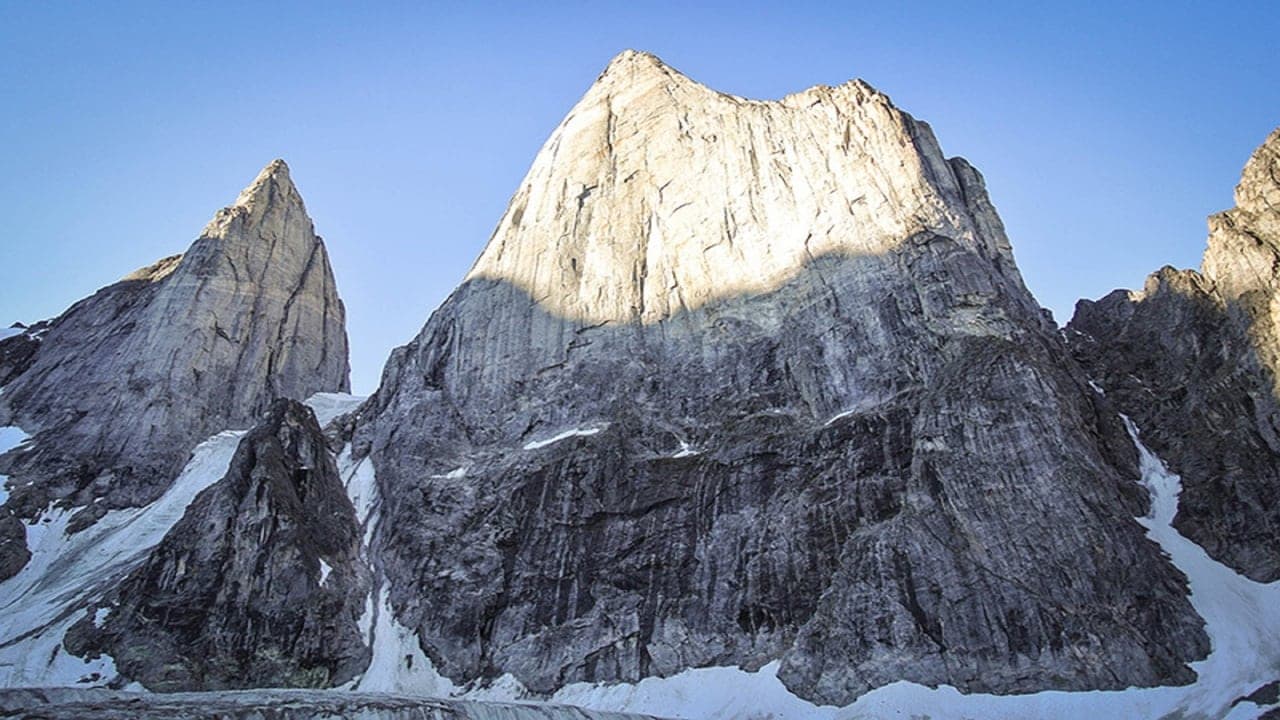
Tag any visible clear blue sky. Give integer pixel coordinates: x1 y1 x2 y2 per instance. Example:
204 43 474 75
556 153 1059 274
2 2 1276 394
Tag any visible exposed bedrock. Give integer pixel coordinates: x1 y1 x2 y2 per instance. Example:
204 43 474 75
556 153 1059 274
67 399 371 690
351 51 1208 704
1068 127 1280 582
0 160 349 579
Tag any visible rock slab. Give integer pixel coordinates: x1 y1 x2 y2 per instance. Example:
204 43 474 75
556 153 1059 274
353 51 1208 704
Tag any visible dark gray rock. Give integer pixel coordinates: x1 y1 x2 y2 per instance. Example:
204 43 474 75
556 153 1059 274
0 323 45 387
66 399 370 691
0 160 349 580
352 51 1208 704
1067 128 1280 582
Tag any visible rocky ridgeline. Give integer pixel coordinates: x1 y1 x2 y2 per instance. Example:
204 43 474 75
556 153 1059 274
0 161 349 580
1068 129 1280 582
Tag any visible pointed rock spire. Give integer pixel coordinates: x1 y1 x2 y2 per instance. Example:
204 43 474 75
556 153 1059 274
229 159 304 221
0 160 350 578
464 46 1027 328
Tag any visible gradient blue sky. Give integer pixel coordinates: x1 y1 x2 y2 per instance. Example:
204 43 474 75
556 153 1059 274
2 2 1277 393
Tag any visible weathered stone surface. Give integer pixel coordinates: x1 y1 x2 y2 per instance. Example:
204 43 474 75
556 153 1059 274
0 323 46 387
353 51 1207 704
67 399 370 690
0 687 667 720
0 160 349 578
1068 128 1280 581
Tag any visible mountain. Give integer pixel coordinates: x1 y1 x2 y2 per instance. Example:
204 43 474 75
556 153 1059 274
349 50 1205 704
3 51 1279 720
0 160 349 581
1068 129 1280 582
0 161 351 686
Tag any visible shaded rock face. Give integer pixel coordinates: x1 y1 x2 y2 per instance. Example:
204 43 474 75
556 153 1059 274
1068 128 1280 582
67 399 371 691
354 51 1208 704
0 322 47 387
0 160 349 577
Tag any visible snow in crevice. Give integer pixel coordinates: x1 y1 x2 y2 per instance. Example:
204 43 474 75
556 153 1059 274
353 585 458 697
0 429 245 688
1088 379 1106 395
823 409 857 427
451 417 1280 720
430 466 468 480
671 440 701 459
523 425 606 450
304 392 367 429
318 558 333 586
336 444 379 548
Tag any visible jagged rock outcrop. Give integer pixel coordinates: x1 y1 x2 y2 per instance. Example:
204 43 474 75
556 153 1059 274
0 323 47 387
0 688 666 720
67 399 370 690
1068 127 1280 582
0 160 349 579
352 51 1208 704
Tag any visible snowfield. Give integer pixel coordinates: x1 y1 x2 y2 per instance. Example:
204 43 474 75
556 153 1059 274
0 430 245 687
305 392 368 428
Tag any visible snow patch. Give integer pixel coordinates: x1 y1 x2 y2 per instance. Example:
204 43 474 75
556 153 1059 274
304 392 367 429
0 429 244 688
0 426 29 455
430 466 468 479
318 559 333 586
822 409 856 427
1088 379 1106 395
671 441 700 458
354 585 458 696
550 661 831 720
0 608 120 689
336 444 378 547
0 425 32 506
523 426 605 450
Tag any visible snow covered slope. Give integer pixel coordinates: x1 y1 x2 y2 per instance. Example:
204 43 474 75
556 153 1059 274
0 430 244 686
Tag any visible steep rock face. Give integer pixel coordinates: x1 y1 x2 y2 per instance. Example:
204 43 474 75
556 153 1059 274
0 160 349 577
67 399 370 690
353 51 1207 704
1068 128 1280 581
0 322 46 387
